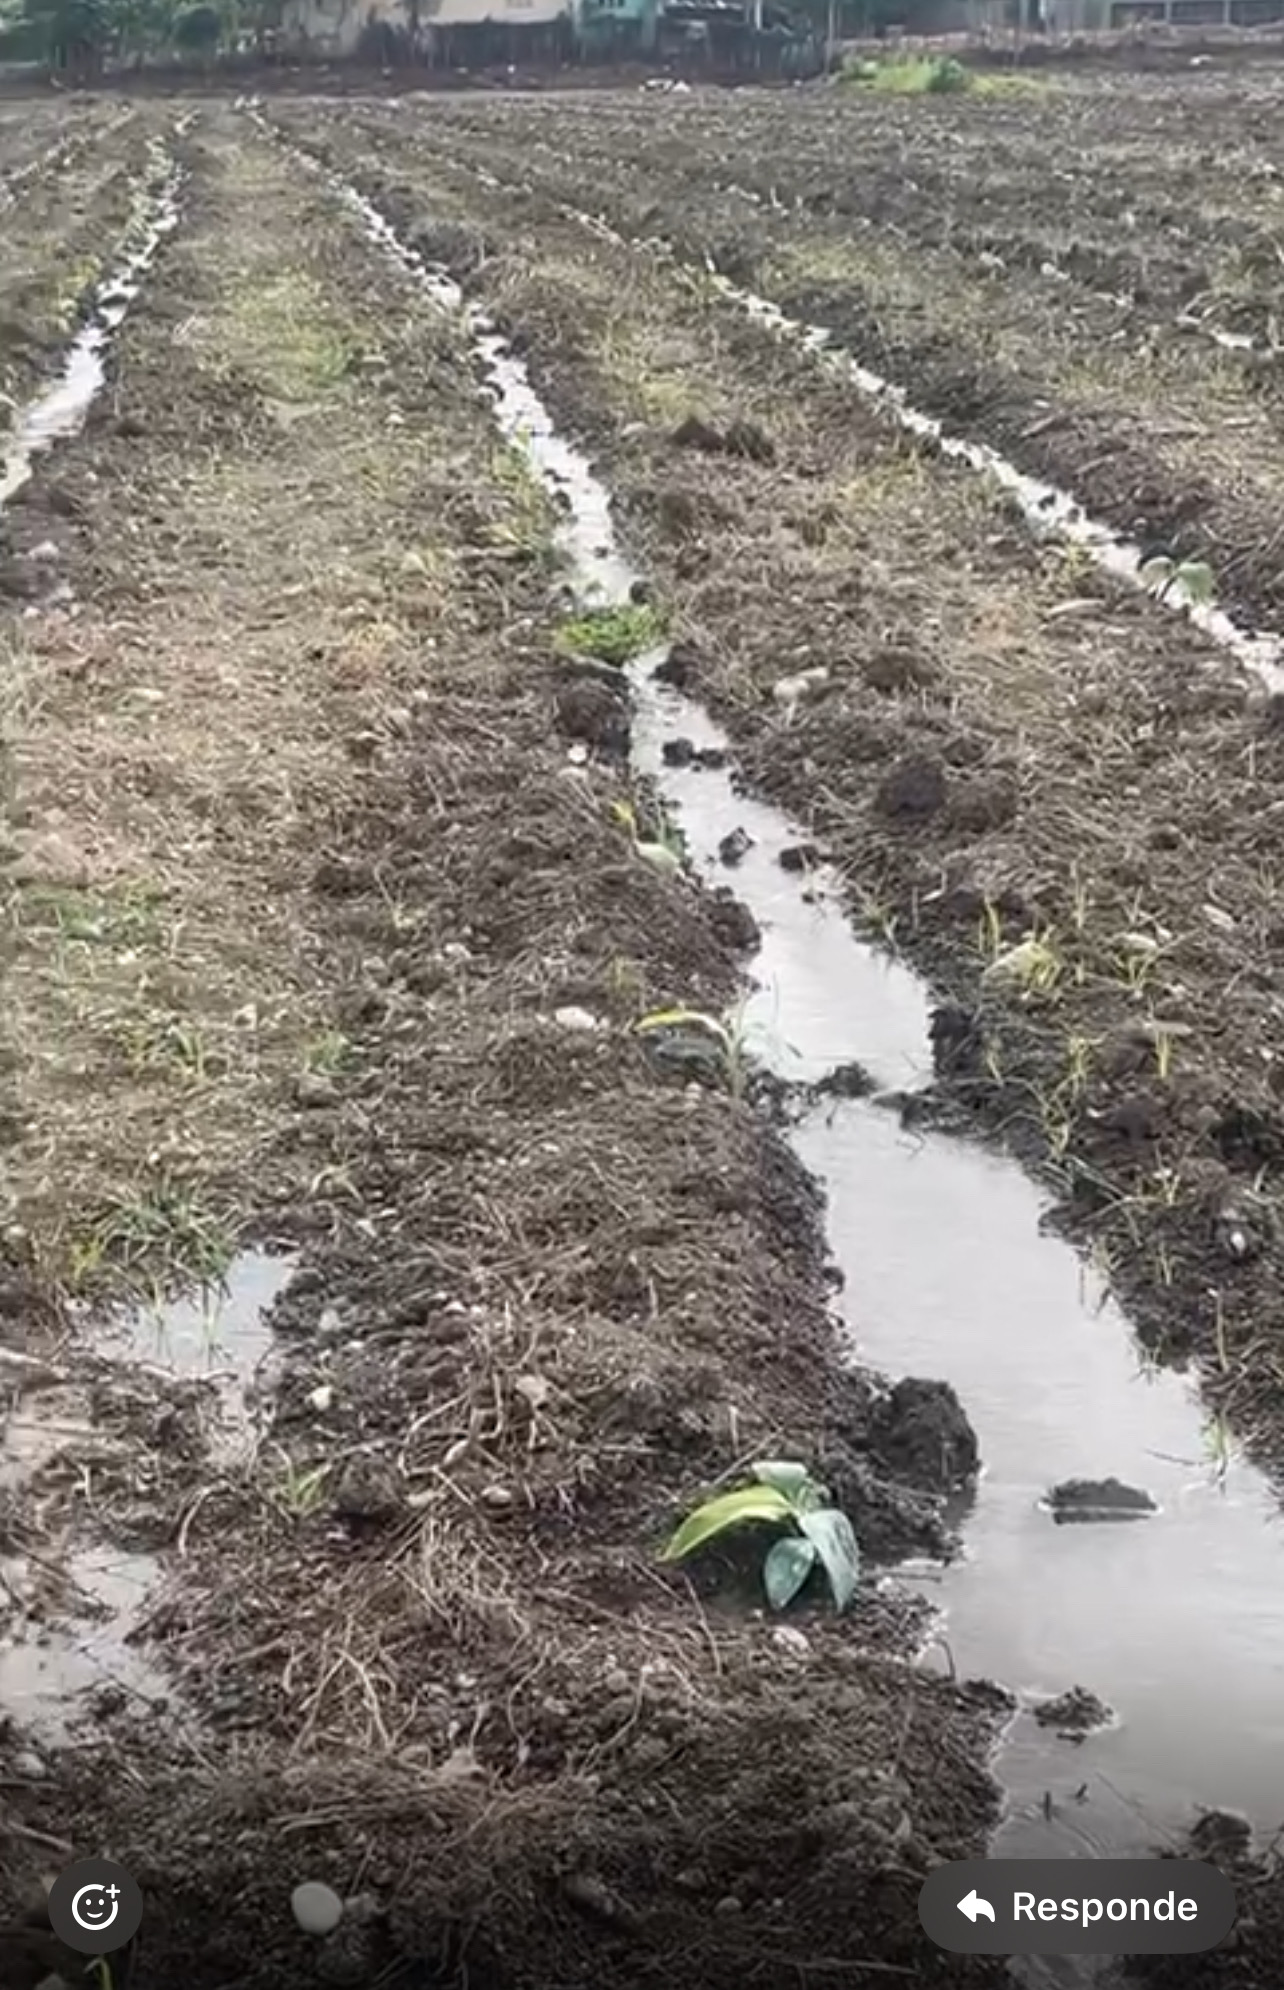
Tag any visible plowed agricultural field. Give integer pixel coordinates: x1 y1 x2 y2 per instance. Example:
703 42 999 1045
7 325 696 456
5 72 1284 1990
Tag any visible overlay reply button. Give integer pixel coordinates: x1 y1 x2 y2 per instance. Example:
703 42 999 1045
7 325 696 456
918 1859 1236 1955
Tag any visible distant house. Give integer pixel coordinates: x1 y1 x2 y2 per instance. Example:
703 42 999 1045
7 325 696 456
279 0 814 60
658 0 818 62
578 0 660 55
421 0 575 60
280 0 574 60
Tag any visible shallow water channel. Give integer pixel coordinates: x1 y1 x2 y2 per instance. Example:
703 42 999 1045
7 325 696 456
451 151 1284 691
320 169 1284 1982
0 136 181 510
2 123 1281 1976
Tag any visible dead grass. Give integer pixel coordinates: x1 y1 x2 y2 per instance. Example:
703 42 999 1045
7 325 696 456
0 111 1011 1990
1 124 557 1303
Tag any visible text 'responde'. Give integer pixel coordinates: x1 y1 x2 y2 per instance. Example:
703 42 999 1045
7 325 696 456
1013 1895 1199 1925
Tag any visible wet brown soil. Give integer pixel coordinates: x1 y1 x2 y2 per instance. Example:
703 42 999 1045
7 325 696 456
287 99 1284 1493
266 87 1284 1987
0 101 163 415
0 109 1004 1990
351 73 1284 633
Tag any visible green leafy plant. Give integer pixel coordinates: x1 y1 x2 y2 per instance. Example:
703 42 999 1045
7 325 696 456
611 798 685 874
304 1027 354 1076
555 603 667 668
635 1003 746 1093
662 1459 860 1612
66 1181 234 1296
1139 554 1215 608
843 52 972 94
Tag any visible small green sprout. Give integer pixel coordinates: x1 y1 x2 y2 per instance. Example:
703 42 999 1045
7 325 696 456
662 1459 860 1612
274 1457 331 1519
555 603 667 668
612 798 685 874
1139 555 1215 608
982 931 1063 999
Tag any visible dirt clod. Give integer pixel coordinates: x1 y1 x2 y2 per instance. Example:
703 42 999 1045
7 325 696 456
876 753 948 820
1047 1477 1157 1521
1032 1685 1113 1732
869 1377 980 1493
554 675 631 757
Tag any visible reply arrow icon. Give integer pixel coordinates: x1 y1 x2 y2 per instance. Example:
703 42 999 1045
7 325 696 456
958 1889 996 1924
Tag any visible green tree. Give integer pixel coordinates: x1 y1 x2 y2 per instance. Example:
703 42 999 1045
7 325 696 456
11 0 110 77
172 0 221 50
114 0 178 61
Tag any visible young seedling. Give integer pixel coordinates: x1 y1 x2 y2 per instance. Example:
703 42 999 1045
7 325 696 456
661 1459 860 1612
1139 554 1215 609
1063 1032 1096 1101
635 1002 749 1095
1109 929 1170 997
304 1028 354 1077
977 897 1004 964
1202 1410 1233 1487
605 954 646 1008
1140 1016 1193 1082
274 1456 331 1519
982 930 1063 1000
555 603 667 668
612 798 685 875
1146 1165 1184 1210
858 890 900 947
67 1183 234 1298
1034 1083 1075 1162
122 1013 209 1081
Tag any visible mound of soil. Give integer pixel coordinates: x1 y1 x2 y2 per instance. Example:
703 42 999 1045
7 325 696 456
1032 1685 1113 1733
0 113 1004 1990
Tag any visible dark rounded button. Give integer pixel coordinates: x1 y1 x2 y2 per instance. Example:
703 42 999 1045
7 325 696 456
919 1858 1236 1955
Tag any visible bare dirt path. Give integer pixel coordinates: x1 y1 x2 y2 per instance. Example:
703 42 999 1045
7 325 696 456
0 107 1000 1990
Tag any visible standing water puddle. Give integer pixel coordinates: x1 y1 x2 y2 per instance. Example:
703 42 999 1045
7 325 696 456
0 1252 292 1740
0 1545 171 1743
320 160 1284 1956
0 1257 292 1743
101 1247 291 1391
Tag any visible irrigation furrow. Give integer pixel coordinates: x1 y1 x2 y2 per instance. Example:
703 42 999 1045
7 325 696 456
0 134 184 511
321 121 1284 686
278 131 1284 1935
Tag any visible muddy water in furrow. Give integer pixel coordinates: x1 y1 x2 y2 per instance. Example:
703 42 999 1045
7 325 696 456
316 151 1284 1985
416 140 1284 691
0 134 183 512
0 1254 294 1744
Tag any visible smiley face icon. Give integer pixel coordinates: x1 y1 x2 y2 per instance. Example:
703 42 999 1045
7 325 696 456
72 1882 121 1933
48 1859 143 1954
